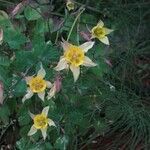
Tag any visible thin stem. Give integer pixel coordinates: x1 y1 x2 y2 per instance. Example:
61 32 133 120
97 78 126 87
0 0 13 5
67 8 85 41
55 31 59 44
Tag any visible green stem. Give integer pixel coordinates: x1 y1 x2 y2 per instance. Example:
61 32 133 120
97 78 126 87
55 31 59 44
0 0 13 5
67 8 85 41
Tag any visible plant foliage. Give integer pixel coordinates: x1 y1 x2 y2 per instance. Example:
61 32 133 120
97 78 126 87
0 0 149 149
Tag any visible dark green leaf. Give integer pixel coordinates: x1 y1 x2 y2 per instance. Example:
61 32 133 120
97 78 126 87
24 6 41 21
54 135 69 150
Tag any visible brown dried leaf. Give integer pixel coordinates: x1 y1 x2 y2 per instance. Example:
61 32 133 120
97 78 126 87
54 75 62 92
11 3 24 16
80 31 91 41
0 81 4 104
11 0 28 17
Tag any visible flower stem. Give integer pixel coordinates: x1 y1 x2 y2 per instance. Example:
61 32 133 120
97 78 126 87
67 8 85 41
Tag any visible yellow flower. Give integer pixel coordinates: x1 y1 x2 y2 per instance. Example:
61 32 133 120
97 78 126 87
91 20 113 45
66 0 75 11
28 106 56 140
54 40 97 82
22 63 52 102
28 76 47 93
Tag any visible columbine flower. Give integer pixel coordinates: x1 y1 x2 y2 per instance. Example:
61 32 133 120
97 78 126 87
91 20 113 45
54 40 97 82
28 106 56 140
66 0 75 11
47 76 62 100
22 64 52 102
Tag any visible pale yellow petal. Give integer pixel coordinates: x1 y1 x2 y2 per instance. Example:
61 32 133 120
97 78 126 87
38 91 45 101
97 20 104 27
37 63 46 78
91 26 97 36
99 36 109 45
47 84 56 100
70 65 80 82
28 125 37 136
54 57 68 71
25 76 33 84
0 28 3 45
79 41 95 53
104 27 113 35
48 118 56 127
41 128 47 140
22 88 33 103
29 111 35 119
90 34 95 39
83 56 97 67
61 40 70 51
42 106 49 117
46 81 52 88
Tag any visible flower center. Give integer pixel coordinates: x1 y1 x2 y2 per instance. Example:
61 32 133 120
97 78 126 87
33 114 48 129
93 27 106 38
29 76 46 93
64 45 84 67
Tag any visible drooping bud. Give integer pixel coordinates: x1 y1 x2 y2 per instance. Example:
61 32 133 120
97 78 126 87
54 75 62 92
47 75 62 100
11 0 28 17
80 31 91 41
105 58 113 67
0 81 4 104
66 0 75 11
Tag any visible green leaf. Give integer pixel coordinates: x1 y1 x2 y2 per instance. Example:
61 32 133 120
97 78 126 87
68 111 83 125
0 10 12 28
43 143 53 150
90 59 109 77
24 6 41 21
0 56 10 67
35 18 46 33
94 119 109 134
16 138 29 150
80 14 97 24
0 66 9 84
17 138 53 150
19 126 30 137
13 80 27 97
7 99 17 112
105 106 121 121
4 28 27 49
0 104 10 123
18 111 31 126
13 50 35 71
54 135 69 150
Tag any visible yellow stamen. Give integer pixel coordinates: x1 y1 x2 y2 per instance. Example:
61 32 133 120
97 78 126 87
64 44 84 67
33 113 48 129
29 76 46 93
92 26 106 38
